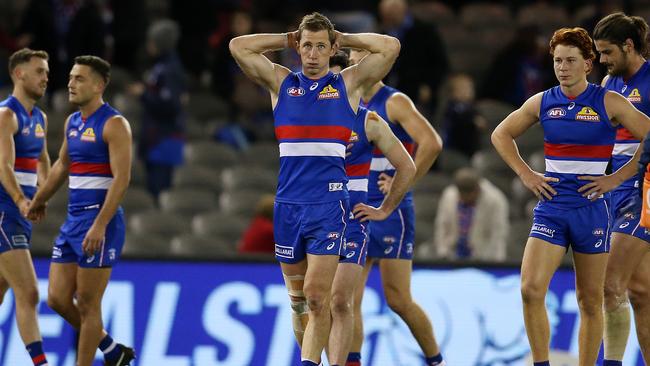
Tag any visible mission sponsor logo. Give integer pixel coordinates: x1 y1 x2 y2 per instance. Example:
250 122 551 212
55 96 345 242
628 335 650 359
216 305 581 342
627 88 642 103
80 128 96 142
349 131 359 143
35 124 45 138
575 106 600 122
318 85 340 100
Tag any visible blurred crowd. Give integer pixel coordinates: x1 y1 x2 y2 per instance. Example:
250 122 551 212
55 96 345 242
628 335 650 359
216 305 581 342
1 0 648 263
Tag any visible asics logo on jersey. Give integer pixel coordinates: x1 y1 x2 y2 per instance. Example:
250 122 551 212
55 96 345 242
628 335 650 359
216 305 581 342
384 246 394 255
327 242 336 250
568 102 576 110
595 239 603 248
346 251 355 258
627 88 642 103
547 108 566 118
619 222 630 229
309 82 319 91
287 86 305 97
318 85 340 100
86 255 95 263
575 106 600 122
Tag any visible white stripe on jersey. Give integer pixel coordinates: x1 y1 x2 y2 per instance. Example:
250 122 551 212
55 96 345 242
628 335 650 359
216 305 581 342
370 157 395 172
346 178 369 192
545 159 608 175
15 172 37 187
279 142 345 158
612 142 639 156
69 176 113 189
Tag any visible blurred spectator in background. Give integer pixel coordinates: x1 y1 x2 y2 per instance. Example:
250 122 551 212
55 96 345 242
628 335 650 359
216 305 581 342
435 167 508 261
129 19 188 201
238 195 275 254
441 73 487 158
17 0 107 90
480 25 552 106
110 0 147 74
377 0 448 111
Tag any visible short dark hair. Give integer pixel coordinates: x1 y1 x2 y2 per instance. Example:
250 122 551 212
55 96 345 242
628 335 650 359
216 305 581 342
8 48 49 76
329 49 349 70
593 12 649 57
74 55 111 84
549 27 596 61
297 12 336 45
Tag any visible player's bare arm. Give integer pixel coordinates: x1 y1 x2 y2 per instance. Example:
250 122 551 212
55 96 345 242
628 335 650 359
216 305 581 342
82 116 132 255
492 92 559 201
340 32 400 102
579 91 650 199
36 113 50 187
0 108 29 215
28 117 71 220
386 92 442 182
354 111 415 222
229 33 292 99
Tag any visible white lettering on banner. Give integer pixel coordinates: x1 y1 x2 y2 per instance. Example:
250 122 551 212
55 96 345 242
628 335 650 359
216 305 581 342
264 286 297 366
102 282 135 350
196 282 260 366
141 282 190 366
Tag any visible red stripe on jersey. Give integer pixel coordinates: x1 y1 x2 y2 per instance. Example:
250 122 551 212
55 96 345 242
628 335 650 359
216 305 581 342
544 142 613 158
70 162 112 175
14 157 38 171
346 162 371 177
373 141 415 156
275 125 351 141
616 127 637 141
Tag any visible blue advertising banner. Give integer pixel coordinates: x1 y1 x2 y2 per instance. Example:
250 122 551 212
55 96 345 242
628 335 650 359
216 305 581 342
0 259 644 365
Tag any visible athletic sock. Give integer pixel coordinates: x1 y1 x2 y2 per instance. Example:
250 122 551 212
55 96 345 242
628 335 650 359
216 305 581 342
426 353 445 365
26 341 48 366
533 362 550 366
346 352 361 366
301 360 319 366
603 361 623 366
99 334 122 361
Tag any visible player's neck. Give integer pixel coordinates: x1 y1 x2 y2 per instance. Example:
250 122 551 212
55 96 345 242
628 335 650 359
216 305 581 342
623 55 646 81
560 79 588 99
302 68 329 80
79 97 105 119
11 87 36 114
361 82 384 102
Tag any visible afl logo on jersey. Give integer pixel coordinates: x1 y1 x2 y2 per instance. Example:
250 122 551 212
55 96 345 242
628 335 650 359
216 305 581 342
547 108 566 118
575 106 600 121
287 86 305 97
21 126 30 136
68 129 79 138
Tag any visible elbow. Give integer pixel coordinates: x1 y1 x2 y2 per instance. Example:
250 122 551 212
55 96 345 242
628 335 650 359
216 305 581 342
432 133 443 156
490 127 502 148
229 37 244 57
385 36 401 60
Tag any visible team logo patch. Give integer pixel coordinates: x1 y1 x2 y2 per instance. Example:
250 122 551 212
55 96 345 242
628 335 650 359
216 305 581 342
575 106 600 121
80 128 96 142
52 247 62 259
108 248 116 261
329 182 343 191
11 235 28 247
287 86 305 97
21 126 30 136
35 124 45 138
275 244 294 259
531 223 555 238
627 88 642 103
592 228 604 236
547 108 566 118
318 85 340 100
349 131 359 143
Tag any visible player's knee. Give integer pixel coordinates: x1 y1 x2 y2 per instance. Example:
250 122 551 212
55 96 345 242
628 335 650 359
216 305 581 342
16 285 40 308
604 278 627 303
75 293 101 317
289 294 309 316
303 287 327 313
385 291 410 315
330 292 352 317
628 283 650 310
576 290 603 316
520 281 547 305
47 292 69 314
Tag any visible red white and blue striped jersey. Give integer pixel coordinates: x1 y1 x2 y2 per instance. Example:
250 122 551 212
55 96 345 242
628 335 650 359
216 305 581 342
66 103 122 218
361 85 415 206
345 107 373 207
604 61 650 190
540 83 616 208
274 71 355 203
0 96 45 213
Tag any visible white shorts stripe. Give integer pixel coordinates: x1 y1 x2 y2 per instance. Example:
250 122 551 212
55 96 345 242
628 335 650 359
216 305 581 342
279 142 345 158
612 142 639 157
346 178 368 192
370 157 394 172
545 159 608 175
15 172 37 187
69 176 113 190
